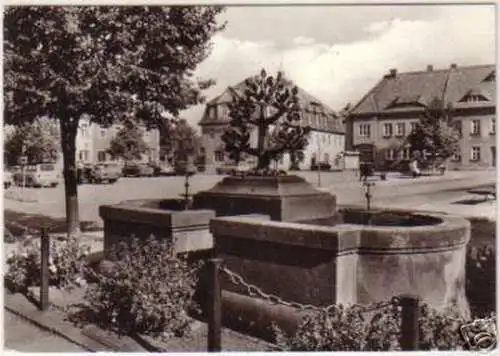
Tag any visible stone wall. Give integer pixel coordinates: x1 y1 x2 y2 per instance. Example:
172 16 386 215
209 211 471 339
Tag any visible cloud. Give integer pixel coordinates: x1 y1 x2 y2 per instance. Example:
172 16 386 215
292 36 316 46
182 6 495 129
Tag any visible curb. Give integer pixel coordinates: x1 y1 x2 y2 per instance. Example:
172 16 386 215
5 297 106 352
4 291 144 352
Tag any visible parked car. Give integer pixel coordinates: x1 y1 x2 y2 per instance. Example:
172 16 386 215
310 162 331 171
16 163 60 188
122 162 155 177
148 162 176 176
79 163 121 184
4 170 13 189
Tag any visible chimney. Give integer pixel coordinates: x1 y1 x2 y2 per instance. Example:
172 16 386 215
389 68 397 77
427 65 433 72
450 63 457 69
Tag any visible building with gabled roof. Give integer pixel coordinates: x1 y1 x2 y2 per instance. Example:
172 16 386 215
345 64 496 170
199 73 345 173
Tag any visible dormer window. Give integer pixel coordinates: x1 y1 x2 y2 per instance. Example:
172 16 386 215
484 71 496 82
459 89 490 103
386 95 426 109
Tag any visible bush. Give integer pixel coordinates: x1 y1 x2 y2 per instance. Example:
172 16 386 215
274 302 481 351
466 245 496 318
4 236 90 293
77 236 200 339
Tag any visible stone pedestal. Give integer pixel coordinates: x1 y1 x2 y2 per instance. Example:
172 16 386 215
193 174 339 223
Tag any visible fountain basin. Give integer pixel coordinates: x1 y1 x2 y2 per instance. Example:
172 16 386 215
99 199 215 257
209 210 471 340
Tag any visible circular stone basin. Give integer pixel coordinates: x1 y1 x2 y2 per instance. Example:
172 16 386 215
340 209 442 227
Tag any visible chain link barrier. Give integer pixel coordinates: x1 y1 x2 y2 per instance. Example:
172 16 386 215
220 265 399 314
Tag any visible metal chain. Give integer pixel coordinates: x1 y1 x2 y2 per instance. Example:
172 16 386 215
220 265 398 314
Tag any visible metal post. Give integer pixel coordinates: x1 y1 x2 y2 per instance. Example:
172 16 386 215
207 258 222 352
40 228 50 311
400 294 419 351
184 171 190 210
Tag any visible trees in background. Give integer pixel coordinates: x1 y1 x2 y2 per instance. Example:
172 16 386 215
4 117 60 166
406 97 460 168
4 6 225 236
160 118 202 165
107 121 149 161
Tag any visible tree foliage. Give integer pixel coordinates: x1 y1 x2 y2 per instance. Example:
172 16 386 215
221 69 311 171
107 121 149 161
4 6 225 235
160 118 201 163
406 98 460 167
4 117 60 166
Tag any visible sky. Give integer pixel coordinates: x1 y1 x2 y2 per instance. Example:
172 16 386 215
183 4 496 128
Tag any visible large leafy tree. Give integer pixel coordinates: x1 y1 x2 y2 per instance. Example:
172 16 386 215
221 69 311 171
107 121 149 161
406 97 460 167
160 118 201 163
4 6 225 236
4 117 60 166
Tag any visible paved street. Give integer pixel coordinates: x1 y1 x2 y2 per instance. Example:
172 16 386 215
4 310 87 352
4 170 497 227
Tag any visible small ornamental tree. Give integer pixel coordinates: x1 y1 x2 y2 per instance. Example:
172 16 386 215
108 121 149 161
406 97 460 168
4 6 225 236
221 69 311 173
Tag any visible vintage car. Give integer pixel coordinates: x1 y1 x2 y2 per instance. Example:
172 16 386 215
15 163 60 188
4 169 13 189
148 162 176 176
79 163 121 184
122 162 155 177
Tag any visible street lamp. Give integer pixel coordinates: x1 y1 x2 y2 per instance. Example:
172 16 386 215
311 104 321 188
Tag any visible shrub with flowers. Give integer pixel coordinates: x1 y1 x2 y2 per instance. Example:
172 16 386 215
274 302 481 351
71 236 200 339
5 236 91 293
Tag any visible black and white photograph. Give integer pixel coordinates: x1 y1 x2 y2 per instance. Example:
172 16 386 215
3 3 497 352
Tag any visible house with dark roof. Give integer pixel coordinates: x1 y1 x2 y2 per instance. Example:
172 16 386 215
199 73 345 173
345 64 496 170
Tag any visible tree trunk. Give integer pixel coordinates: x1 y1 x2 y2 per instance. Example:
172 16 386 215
256 106 268 170
60 120 80 238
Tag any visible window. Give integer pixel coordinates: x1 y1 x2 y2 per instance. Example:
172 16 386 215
395 123 405 137
359 123 371 138
454 120 463 137
467 95 483 103
328 135 331 144
402 148 411 160
490 119 496 135
410 122 417 132
97 151 106 162
80 124 89 138
215 150 224 162
471 120 481 136
323 153 329 162
78 150 89 161
471 146 481 161
322 134 326 144
383 123 393 137
451 150 461 162
385 148 395 160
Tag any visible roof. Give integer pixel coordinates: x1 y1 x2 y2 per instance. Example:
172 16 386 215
199 74 344 133
349 64 496 116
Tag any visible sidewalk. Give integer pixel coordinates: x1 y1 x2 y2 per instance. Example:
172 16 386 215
4 286 274 352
